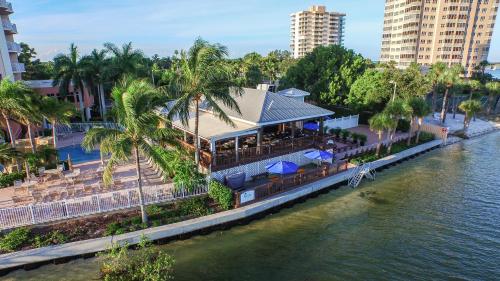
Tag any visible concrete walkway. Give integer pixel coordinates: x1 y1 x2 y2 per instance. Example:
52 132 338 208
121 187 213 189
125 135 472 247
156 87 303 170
0 140 443 272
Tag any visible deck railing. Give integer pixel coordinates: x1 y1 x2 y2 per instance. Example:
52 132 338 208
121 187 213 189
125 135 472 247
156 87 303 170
0 184 208 231
235 160 349 207
213 135 332 171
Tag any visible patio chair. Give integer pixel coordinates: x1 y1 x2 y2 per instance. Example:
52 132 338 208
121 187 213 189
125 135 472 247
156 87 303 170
31 191 42 202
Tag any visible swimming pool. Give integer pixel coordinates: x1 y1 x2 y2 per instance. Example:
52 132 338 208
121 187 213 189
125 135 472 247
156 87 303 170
57 145 101 164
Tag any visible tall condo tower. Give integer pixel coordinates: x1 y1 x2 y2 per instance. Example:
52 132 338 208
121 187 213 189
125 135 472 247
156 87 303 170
0 0 23 81
380 0 498 76
290 5 346 59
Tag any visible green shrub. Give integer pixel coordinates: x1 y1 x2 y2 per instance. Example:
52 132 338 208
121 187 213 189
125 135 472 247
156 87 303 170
340 129 350 141
178 197 210 217
173 159 206 192
351 133 359 143
0 172 25 188
99 238 175 281
397 119 411 132
359 134 368 145
330 127 342 138
208 180 233 210
418 132 435 143
0 227 31 252
105 222 124 236
33 230 68 248
146 205 164 217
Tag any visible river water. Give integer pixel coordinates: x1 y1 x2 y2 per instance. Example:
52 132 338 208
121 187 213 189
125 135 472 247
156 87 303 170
4 132 500 281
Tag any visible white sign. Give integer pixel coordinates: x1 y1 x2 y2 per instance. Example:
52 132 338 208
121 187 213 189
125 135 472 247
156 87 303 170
240 190 255 204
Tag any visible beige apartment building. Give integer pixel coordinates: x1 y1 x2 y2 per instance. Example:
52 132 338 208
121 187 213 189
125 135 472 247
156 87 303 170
380 0 499 76
290 5 346 59
0 0 23 81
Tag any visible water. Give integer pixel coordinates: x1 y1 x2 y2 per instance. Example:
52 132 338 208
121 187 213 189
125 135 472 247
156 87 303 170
57 146 101 164
486 68 500 79
5 132 500 281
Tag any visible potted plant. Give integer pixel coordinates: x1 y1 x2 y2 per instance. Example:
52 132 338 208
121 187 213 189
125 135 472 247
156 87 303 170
359 134 367 146
340 130 350 141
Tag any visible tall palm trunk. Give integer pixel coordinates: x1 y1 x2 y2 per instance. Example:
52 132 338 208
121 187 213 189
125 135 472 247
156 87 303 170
134 146 148 224
415 117 423 144
463 113 470 132
376 131 382 157
52 122 58 148
27 123 36 153
387 128 396 154
431 87 437 113
79 81 90 121
407 117 414 146
99 84 107 121
2 113 15 148
486 93 495 115
440 87 451 124
194 97 200 166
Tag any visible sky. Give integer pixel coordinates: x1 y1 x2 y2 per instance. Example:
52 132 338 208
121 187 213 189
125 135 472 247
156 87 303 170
11 0 500 62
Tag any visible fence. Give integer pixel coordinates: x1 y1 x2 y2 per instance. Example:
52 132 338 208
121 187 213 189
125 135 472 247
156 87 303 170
324 115 359 130
412 122 448 141
53 122 123 136
0 184 208 231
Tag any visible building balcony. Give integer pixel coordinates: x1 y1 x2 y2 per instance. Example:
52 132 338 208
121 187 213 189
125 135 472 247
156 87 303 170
2 20 17 34
6 41 20 53
0 0 12 14
11 62 25 73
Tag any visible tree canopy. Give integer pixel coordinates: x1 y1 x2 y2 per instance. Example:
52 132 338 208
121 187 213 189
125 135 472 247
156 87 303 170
280 45 371 105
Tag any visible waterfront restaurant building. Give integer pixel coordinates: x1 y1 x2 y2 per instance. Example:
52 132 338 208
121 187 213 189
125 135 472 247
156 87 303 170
163 88 334 178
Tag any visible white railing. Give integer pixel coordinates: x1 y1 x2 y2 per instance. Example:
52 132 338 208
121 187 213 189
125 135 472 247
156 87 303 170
0 0 13 13
55 122 123 134
324 114 359 130
11 62 25 73
6 41 20 53
2 20 16 33
0 184 208 230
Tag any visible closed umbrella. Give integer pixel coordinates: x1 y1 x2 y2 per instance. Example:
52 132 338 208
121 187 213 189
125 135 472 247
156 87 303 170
265 161 299 175
67 153 73 171
25 161 30 180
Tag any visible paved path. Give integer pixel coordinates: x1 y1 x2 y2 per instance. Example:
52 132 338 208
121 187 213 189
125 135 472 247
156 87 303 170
426 113 500 137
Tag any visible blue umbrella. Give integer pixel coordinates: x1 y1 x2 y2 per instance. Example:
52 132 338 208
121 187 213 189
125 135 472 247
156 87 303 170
265 161 299 175
304 150 334 161
303 122 319 131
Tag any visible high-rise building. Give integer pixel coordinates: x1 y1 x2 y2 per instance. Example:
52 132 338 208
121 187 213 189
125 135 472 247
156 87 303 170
380 0 499 76
0 0 23 81
290 5 346 59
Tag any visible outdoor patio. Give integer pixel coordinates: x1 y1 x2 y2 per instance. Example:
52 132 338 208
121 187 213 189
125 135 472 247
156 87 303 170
0 156 173 209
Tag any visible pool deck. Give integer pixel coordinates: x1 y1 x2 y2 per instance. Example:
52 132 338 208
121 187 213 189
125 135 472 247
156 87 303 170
0 139 444 274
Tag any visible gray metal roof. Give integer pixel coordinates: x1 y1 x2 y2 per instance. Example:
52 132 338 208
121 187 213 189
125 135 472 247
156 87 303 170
207 88 333 125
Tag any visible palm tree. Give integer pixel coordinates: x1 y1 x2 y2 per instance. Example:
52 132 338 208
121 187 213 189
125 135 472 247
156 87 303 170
81 49 110 120
384 100 412 154
82 79 177 224
167 38 242 166
0 79 29 147
40 97 75 148
439 64 463 124
52 43 88 121
104 42 144 79
427 62 447 113
485 81 500 115
407 97 431 144
458 100 482 133
0 143 19 170
369 113 394 157
468 80 483 100
14 92 43 153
